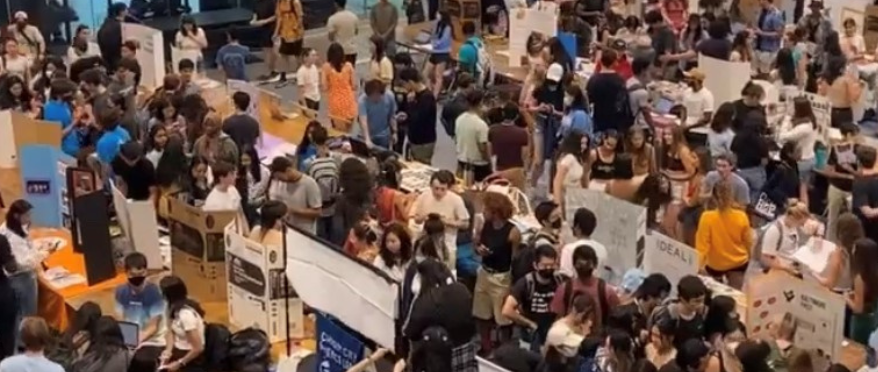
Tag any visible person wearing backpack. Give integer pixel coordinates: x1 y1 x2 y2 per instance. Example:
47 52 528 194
550 244 620 332
511 201 562 283
756 200 811 275
647 275 708 350
158 275 206 372
502 245 562 352
458 22 489 85
304 126 340 240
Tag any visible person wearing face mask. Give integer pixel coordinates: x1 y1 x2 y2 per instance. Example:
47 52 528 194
528 63 565 187
503 245 561 352
6 11 45 59
560 85 592 140
1 200 52 348
116 253 166 372
552 244 620 331
511 201 562 283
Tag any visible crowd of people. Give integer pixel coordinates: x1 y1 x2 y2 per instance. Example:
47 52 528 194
0 0 874 371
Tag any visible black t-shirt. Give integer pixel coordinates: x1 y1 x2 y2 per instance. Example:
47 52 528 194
222 113 261 149
586 72 628 133
828 144 860 192
730 130 768 169
696 38 732 60
254 0 277 31
406 88 438 145
853 174 878 241
731 99 766 132
652 303 705 349
111 157 156 201
532 83 564 113
509 273 560 331
575 0 605 25
651 26 678 64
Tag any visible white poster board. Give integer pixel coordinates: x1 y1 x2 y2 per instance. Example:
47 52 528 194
122 23 166 89
745 272 845 360
226 222 304 343
0 110 14 168
699 55 752 107
227 79 261 119
110 182 162 270
170 46 202 76
643 231 698 293
564 189 647 284
508 6 557 68
110 183 131 240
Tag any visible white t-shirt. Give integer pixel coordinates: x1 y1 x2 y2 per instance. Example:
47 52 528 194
3 55 29 79
558 154 584 188
455 112 490 165
170 307 205 350
373 255 407 282
683 87 715 126
559 238 609 280
546 320 582 358
410 191 470 250
842 34 866 58
369 57 394 82
760 217 800 265
779 122 818 161
297 65 321 102
175 28 208 59
203 186 242 211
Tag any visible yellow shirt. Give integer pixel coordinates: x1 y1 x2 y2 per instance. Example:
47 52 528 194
276 0 304 42
695 208 753 271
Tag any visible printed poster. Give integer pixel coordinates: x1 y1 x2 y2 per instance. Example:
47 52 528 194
316 313 365 372
508 6 557 67
746 272 845 360
643 232 698 293
121 23 166 89
564 189 647 284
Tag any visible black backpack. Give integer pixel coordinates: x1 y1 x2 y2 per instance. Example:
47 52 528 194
227 328 271 372
203 322 232 371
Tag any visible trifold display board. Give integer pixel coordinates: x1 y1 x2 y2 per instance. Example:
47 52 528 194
225 220 304 343
168 197 237 302
0 110 15 168
122 23 166 89
642 231 698 295
111 183 163 270
699 55 752 107
284 224 399 349
72 191 116 286
13 111 75 228
745 272 845 362
66 168 99 252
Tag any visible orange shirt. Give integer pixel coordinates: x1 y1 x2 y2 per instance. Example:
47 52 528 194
695 208 753 271
276 0 304 41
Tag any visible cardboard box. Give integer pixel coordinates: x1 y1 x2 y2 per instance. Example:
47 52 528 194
167 197 236 302
447 0 481 55
225 222 304 342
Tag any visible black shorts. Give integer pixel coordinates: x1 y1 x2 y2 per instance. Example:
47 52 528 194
345 53 357 66
429 52 451 65
458 161 492 183
304 98 319 111
259 27 275 47
705 261 749 277
279 39 303 56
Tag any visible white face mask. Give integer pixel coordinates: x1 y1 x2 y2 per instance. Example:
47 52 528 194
564 95 573 107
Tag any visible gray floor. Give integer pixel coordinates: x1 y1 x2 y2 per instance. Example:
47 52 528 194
203 20 458 172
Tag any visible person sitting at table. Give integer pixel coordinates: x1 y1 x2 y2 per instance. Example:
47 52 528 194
71 316 132 372
116 253 166 372
679 68 715 129
0 200 51 347
0 317 65 372
158 275 205 372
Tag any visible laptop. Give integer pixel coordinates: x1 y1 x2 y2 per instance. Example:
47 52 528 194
119 321 139 349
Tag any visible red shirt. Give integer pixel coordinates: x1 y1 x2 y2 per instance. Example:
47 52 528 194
595 55 633 81
550 277 621 331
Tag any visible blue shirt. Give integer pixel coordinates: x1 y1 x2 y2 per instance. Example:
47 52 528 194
358 91 397 142
115 282 165 328
95 126 131 164
0 355 64 372
216 43 250 81
458 36 482 76
431 25 452 54
561 109 592 138
297 144 317 171
756 7 784 52
44 100 78 157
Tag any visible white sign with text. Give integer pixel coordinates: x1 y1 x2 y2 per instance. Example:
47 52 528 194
643 231 699 292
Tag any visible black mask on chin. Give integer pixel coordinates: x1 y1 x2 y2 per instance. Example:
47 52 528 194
128 276 146 287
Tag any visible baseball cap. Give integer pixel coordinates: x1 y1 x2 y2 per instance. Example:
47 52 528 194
13 11 27 20
546 63 564 82
809 0 824 9
611 39 627 50
683 68 706 81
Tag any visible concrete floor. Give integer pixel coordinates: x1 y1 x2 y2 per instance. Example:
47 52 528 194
203 19 460 172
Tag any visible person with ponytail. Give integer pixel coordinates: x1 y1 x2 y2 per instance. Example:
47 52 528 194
158 275 206 372
249 200 288 247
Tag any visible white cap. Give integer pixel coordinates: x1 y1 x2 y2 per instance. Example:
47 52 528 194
546 63 564 82
13 11 27 20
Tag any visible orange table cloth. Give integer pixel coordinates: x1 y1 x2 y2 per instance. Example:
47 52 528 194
34 228 127 330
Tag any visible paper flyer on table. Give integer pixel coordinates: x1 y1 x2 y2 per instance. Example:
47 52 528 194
792 238 836 275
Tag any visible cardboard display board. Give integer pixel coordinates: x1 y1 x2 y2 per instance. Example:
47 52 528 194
111 183 163 270
17 112 72 227
746 272 845 361
865 6 878 55
285 225 399 349
643 231 699 294
564 189 647 285
0 110 15 168
122 23 166 89
73 191 117 286
65 168 98 252
509 6 557 67
168 197 237 302
699 55 752 107
225 221 304 343
227 80 261 119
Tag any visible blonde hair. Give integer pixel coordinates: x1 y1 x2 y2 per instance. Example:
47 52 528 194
711 180 737 211
20 317 51 351
785 199 810 220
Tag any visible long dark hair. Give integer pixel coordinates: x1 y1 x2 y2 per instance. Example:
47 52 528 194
296 120 322 157
327 43 346 72
371 35 386 62
703 295 738 340
710 102 735 133
379 223 412 269
239 144 262 183
0 75 33 110
65 301 102 348
159 275 205 319
853 238 878 312
336 158 374 239
5 199 32 238
435 11 451 36
179 16 197 37
145 124 167 153
775 48 797 86
377 159 402 189
823 54 847 85
184 156 211 199
791 96 817 129
684 14 705 45
565 84 588 112
86 316 127 362
557 131 586 164
155 136 188 188
259 200 288 238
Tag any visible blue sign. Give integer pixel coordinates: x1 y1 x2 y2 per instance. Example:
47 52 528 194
558 32 577 67
25 180 51 195
316 313 364 372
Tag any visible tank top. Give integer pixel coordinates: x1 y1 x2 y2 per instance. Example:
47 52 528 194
664 150 686 172
480 221 515 272
590 151 616 180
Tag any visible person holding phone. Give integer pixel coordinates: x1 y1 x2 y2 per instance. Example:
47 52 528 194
158 276 205 372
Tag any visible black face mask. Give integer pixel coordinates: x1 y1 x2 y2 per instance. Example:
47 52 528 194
537 269 555 279
551 219 562 229
128 276 146 287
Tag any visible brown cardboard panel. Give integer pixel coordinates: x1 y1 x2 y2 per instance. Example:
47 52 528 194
33 120 62 147
11 111 37 150
448 0 480 55
865 6 878 52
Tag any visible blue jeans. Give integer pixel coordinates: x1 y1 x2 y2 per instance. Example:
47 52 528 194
537 114 560 161
9 271 37 347
738 166 766 203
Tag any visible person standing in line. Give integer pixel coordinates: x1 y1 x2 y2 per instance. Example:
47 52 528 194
824 123 861 242
695 180 752 289
327 0 360 65
174 16 208 70
268 156 323 234
370 0 399 57
455 89 491 184
274 0 304 88
847 238 878 345
357 79 397 149
7 12 44 60
398 67 437 164
488 102 530 190
252 0 279 81
752 0 784 77
409 170 470 265
853 146 878 243
0 318 65 372
97 3 128 73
